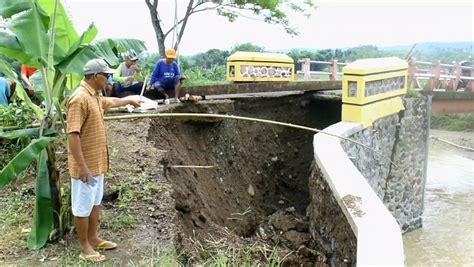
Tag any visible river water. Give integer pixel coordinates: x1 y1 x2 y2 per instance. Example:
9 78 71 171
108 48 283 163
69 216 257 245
403 146 474 266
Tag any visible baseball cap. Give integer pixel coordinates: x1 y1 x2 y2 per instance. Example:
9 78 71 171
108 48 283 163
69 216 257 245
124 50 138 61
83 58 115 75
165 49 177 59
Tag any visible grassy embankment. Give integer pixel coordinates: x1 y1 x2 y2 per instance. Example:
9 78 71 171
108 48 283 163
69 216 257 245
431 113 474 131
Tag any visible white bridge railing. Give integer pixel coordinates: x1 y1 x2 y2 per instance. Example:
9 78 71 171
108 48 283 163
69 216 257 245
297 59 346 81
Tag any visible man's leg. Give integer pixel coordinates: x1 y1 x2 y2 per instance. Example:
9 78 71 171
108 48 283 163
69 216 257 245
112 82 122 97
71 176 107 259
75 216 96 255
153 81 170 102
88 206 102 246
174 77 182 102
122 82 144 95
87 175 115 250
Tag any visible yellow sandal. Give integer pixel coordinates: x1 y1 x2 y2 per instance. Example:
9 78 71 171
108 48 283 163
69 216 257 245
95 240 117 250
79 252 106 262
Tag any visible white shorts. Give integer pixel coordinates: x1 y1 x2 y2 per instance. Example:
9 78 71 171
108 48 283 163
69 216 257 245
71 174 104 217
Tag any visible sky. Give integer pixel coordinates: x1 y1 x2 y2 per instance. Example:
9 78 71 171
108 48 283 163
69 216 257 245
64 0 473 56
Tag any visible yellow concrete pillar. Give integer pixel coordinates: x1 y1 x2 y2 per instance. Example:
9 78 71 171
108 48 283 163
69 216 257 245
226 51 295 82
342 57 408 127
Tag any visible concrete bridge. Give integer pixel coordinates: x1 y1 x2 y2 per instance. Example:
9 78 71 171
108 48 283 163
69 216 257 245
178 57 474 116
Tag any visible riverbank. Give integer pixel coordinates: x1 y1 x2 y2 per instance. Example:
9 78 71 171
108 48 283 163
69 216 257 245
430 129 474 160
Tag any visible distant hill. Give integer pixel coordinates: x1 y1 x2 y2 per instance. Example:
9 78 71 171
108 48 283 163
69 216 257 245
272 42 473 53
381 42 473 52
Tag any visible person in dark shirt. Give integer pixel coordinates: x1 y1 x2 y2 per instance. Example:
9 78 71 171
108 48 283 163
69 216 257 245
149 49 186 104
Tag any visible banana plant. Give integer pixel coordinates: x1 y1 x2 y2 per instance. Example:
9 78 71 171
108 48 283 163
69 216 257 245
0 0 146 249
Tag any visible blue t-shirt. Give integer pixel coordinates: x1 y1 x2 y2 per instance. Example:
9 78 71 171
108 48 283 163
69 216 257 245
149 60 181 85
0 77 11 107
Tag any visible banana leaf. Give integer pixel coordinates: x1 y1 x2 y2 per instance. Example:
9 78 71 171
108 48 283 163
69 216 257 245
0 58 19 79
37 0 79 61
0 128 57 139
91 40 121 67
0 136 56 188
29 71 45 102
0 0 39 19
1 0 50 66
62 23 98 61
108 38 147 55
90 40 120 67
64 73 82 95
0 30 30 65
56 45 98 76
27 149 53 250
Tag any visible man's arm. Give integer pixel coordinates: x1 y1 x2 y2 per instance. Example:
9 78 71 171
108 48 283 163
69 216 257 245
68 132 92 183
174 62 181 77
20 73 32 87
107 97 142 108
20 65 34 89
132 64 144 82
113 64 128 83
149 61 161 85
5 81 11 98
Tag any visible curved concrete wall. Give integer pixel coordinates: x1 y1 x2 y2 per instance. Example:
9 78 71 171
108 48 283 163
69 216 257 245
310 122 405 266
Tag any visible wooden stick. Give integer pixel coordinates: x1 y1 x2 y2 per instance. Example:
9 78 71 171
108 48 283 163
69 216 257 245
431 136 474 152
139 76 148 101
168 165 216 169
1 113 398 168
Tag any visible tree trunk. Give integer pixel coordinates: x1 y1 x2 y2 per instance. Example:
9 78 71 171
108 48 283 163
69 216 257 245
174 0 194 50
145 0 166 56
46 144 62 234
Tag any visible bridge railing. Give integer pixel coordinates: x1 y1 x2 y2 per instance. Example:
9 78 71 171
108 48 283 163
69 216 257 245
408 58 474 91
296 58 346 81
297 57 474 91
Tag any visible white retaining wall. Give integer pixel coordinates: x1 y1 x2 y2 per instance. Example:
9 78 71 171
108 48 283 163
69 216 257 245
313 121 405 266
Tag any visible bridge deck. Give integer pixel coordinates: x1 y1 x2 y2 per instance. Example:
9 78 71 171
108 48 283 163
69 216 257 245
144 81 342 99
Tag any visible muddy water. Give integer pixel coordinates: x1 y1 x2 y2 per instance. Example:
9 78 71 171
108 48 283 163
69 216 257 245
403 146 474 266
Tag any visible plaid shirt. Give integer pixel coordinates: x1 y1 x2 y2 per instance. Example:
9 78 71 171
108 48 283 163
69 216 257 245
67 81 113 178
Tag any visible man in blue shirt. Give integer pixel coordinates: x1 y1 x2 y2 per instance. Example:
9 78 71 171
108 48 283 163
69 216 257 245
149 49 186 104
0 77 14 107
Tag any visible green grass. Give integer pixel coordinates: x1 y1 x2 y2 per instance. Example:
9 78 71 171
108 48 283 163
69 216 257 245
431 113 474 131
102 213 137 231
405 87 421 98
0 186 35 251
101 171 166 231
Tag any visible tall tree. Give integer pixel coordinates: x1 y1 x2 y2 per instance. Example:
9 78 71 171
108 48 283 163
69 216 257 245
145 0 315 56
231 42 265 53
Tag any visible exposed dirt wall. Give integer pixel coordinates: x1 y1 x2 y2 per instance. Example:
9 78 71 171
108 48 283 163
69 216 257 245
147 94 341 262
